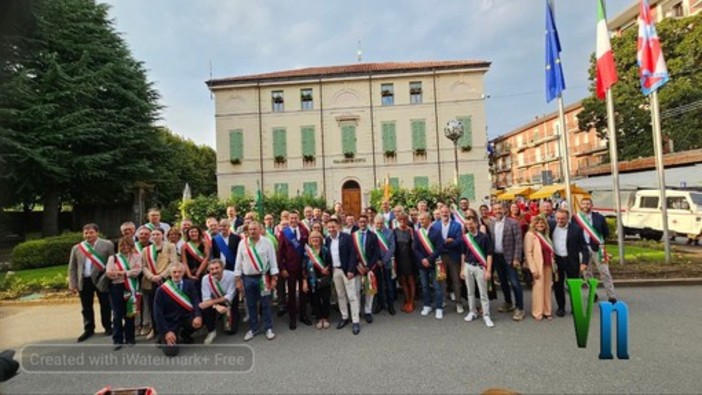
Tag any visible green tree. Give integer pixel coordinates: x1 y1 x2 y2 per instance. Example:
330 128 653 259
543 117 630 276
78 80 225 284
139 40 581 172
578 14 702 161
0 0 161 236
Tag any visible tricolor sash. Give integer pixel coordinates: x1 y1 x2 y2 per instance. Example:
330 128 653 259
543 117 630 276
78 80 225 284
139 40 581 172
78 241 107 271
161 279 194 312
390 218 399 229
533 231 555 257
184 241 206 263
372 228 390 254
362 270 378 296
243 238 266 273
574 213 608 262
305 244 326 272
207 275 226 299
462 232 487 268
135 241 145 254
353 231 368 267
435 258 447 281
451 204 467 226
300 219 311 233
145 223 156 231
114 253 140 317
416 228 435 256
145 244 159 275
265 228 279 251
203 231 213 244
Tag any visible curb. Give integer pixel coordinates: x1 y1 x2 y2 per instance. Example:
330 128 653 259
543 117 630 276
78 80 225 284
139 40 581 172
612 278 702 287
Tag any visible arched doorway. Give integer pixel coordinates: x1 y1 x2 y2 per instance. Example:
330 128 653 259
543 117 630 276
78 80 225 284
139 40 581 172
341 180 361 218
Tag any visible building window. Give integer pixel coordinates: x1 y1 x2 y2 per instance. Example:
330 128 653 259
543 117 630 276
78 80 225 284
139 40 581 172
410 81 422 104
231 185 245 198
414 176 429 189
389 177 400 189
639 196 659 209
301 126 315 163
411 119 427 157
303 182 318 197
381 83 394 106
458 174 475 200
272 128 287 163
229 130 243 165
301 88 313 110
456 116 473 151
341 124 356 158
381 122 397 158
274 183 289 197
272 90 284 112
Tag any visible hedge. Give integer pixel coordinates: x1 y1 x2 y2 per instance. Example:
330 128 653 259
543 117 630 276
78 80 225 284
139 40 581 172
11 232 83 270
369 185 461 211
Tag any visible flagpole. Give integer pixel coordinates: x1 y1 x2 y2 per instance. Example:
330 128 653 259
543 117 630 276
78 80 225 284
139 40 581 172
650 90 671 263
556 96 573 214
606 89 625 265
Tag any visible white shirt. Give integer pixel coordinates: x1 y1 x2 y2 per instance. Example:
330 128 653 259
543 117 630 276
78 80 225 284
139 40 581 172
233 237 279 276
329 234 341 268
553 225 569 257
291 226 301 240
441 221 450 240
201 270 236 303
493 217 505 253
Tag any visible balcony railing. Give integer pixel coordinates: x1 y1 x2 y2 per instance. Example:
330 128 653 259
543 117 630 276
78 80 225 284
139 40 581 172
573 142 608 156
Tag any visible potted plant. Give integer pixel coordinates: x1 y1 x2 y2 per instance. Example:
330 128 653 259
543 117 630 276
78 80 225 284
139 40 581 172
414 148 426 155
303 154 315 162
384 150 396 158
461 144 472 152
274 155 286 163
230 159 241 165
344 152 355 159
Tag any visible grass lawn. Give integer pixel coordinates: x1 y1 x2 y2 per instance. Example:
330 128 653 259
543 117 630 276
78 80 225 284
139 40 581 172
0 265 67 282
606 244 667 263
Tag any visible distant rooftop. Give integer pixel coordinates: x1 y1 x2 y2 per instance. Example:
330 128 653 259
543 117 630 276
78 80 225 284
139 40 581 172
206 60 491 88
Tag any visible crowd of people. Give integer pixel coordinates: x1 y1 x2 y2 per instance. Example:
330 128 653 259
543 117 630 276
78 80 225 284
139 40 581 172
67 198 616 356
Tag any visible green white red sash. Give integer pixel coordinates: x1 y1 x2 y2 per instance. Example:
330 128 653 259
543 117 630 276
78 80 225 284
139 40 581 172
145 244 159 274
78 241 107 271
353 231 368 267
207 275 225 299
462 232 487 268
184 241 205 263
161 279 194 312
114 253 140 317
145 223 156 231
243 238 267 273
533 231 554 257
265 228 279 251
391 218 399 229
363 270 378 296
574 212 608 262
305 244 326 272
372 228 390 254
203 231 213 244
135 241 145 254
451 204 467 225
435 258 447 281
300 219 311 233
417 228 435 256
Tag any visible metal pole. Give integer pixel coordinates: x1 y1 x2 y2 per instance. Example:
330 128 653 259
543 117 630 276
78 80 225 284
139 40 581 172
557 96 573 213
606 89 625 265
650 91 671 263
453 141 459 186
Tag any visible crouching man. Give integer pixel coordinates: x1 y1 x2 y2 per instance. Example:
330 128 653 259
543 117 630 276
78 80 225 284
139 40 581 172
200 259 238 344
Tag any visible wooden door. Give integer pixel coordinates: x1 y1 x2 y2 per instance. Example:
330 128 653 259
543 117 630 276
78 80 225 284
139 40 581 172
342 180 361 219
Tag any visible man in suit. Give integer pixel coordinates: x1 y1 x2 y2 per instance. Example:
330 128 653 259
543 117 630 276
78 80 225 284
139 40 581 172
325 218 361 335
68 223 114 342
211 219 241 272
342 214 359 234
432 205 465 314
226 205 244 233
551 209 590 317
413 212 445 319
488 202 526 321
153 262 203 356
353 215 380 323
144 208 171 235
576 198 617 303
277 210 311 330
379 200 394 227
372 215 396 315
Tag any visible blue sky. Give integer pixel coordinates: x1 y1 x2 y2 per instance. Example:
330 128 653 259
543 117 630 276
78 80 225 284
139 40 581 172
104 0 633 147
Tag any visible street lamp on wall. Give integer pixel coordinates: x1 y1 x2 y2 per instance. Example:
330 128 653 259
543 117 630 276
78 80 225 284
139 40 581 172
444 120 464 185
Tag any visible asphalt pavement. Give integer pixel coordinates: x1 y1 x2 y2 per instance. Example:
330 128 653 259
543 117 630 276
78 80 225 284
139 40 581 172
1 285 701 394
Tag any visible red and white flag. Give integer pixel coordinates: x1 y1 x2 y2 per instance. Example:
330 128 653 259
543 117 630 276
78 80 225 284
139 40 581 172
595 0 618 100
637 0 670 95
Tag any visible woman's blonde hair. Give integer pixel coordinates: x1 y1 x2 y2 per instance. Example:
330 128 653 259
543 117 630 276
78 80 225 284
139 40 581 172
529 215 549 235
308 230 324 244
118 236 136 253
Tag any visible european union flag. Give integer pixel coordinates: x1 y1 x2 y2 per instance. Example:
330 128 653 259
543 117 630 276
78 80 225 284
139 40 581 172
545 0 566 103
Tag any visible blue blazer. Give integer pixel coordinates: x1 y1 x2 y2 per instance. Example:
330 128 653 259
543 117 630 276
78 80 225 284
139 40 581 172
325 232 358 275
375 227 396 267
412 226 444 267
153 279 201 334
431 220 464 264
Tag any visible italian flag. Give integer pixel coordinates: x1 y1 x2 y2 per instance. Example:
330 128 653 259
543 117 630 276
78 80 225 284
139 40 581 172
596 0 618 100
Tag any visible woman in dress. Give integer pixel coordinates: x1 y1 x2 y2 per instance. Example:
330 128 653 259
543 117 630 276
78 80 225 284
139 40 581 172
106 237 142 350
524 216 554 320
181 226 210 295
303 230 333 329
393 212 416 313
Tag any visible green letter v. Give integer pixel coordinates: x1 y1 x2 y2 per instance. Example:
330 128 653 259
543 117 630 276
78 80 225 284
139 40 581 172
567 278 599 348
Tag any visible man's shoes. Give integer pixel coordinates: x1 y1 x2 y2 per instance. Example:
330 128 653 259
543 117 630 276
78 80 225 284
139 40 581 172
146 330 156 341
449 292 456 301
372 305 382 314
388 305 396 315
77 331 94 343
299 316 313 326
420 306 433 316
104 329 113 336
608 298 618 304
265 329 275 340
512 309 525 321
289 321 297 331
243 330 256 341
464 312 478 322
204 331 217 345
113 344 122 351
364 314 373 324
336 319 350 330
352 323 360 335
277 309 287 318
497 303 514 313
456 304 464 314
140 326 151 336
483 316 495 328
556 308 566 317
435 309 444 320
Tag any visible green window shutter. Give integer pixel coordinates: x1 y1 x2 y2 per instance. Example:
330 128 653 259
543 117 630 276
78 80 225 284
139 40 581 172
342 125 356 155
457 116 473 150
273 128 287 159
382 122 397 153
389 177 399 189
301 126 315 157
458 174 475 201
231 185 245 198
303 182 317 197
274 183 289 197
229 130 243 163
414 176 429 189
411 120 426 151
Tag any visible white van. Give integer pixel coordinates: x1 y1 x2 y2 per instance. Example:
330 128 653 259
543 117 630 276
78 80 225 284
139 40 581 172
622 190 702 240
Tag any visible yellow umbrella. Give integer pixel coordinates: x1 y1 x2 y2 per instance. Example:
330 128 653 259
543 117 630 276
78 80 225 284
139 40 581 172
490 189 504 197
529 184 590 200
498 186 533 200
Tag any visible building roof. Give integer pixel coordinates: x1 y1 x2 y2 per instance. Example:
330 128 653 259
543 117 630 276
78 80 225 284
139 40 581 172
490 100 583 143
608 0 661 32
206 60 491 88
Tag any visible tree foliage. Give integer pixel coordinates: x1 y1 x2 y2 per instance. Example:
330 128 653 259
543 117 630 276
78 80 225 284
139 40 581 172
578 14 702 161
369 185 461 211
